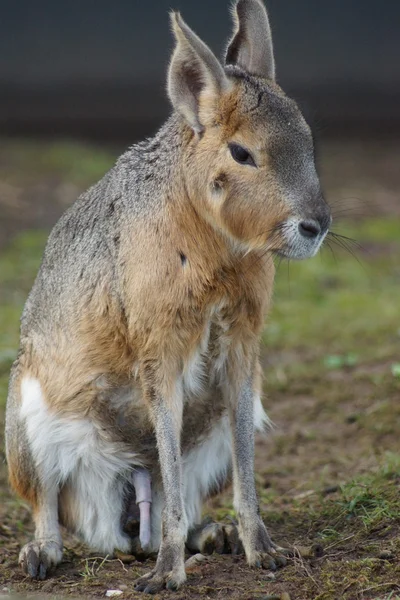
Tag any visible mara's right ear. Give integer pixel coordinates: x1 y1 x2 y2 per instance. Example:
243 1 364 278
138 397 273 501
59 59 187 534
168 12 230 134
225 0 275 80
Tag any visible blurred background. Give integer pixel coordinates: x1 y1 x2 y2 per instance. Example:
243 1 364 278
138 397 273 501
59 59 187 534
1 0 400 138
1 2 400 598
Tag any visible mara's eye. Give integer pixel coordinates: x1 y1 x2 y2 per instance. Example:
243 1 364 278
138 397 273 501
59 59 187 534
228 143 256 167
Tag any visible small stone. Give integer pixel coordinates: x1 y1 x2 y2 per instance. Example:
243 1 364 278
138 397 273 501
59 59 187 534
312 544 324 558
346 413 359 424
281 593 291 600
115 551 136 564
378 550 394 560
263 571 276 581
322 485 339 495
105 590 123 598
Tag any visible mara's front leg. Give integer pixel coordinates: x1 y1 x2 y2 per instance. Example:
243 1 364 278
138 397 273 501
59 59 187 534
134 369 187 594
227 370 278 569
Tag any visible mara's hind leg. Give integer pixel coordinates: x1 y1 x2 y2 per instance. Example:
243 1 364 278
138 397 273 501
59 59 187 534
18 487 63 579
6 373 63 579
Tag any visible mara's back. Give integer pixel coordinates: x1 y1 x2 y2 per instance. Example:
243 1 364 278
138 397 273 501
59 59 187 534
21 116 183 345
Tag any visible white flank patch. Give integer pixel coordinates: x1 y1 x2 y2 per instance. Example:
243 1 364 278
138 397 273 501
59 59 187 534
20 376 140 553
182 414 232 526
254 394 272 432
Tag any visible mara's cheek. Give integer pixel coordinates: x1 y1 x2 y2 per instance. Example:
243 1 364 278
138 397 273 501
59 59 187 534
220 195 259 241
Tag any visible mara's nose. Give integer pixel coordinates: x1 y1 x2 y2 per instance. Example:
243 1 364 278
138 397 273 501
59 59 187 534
298 220 321 239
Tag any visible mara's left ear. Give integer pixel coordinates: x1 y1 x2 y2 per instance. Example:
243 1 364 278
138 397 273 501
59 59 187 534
168 12 230 134
225 0 275 81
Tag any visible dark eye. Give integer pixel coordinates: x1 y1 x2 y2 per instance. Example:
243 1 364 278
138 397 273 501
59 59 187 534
228 143 256 167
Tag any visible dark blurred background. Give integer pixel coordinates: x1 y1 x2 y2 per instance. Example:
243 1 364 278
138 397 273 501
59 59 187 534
1 0 400 140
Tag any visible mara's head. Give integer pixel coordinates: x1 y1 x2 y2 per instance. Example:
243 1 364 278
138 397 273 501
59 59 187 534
168 0 331 259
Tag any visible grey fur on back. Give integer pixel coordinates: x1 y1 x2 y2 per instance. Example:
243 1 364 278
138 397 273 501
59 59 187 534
22 115 185 338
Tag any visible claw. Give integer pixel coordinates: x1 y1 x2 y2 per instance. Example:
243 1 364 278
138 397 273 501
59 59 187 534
26 547 39 578
166 579 179 591
262 557 277 571
144 581 163 595
134 561 185 594
38 562 47 580
275 555 287 568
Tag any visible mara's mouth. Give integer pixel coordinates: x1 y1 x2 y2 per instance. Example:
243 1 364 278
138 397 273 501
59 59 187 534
271 218 329 260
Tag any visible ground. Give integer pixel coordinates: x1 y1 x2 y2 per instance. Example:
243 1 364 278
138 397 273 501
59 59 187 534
0 136 399 600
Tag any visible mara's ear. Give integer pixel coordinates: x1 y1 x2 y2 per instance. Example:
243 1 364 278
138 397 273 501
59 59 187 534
168 12 230 133
225 0 275 80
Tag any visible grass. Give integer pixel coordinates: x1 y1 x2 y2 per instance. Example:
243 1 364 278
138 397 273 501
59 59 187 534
0 139 399 599
0 139 116 187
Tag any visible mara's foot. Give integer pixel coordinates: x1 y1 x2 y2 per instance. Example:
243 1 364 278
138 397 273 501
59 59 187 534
239 515 287 571
187 517 243 555
134 542 186 594
19 539 63 579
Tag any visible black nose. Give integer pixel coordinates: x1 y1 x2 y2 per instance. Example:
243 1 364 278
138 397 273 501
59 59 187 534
298 220 321 239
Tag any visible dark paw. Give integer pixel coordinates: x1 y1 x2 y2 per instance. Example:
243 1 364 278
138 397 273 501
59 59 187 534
19 540 62 580
239 516 287 570
253 550 287 571
134 568 186 594
134 539 186 594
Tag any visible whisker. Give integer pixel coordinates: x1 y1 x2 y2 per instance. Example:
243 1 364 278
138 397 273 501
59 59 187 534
331 208 370 219
323 239 338 265
327 235 365 269
328 231 366 254
246 221 286 244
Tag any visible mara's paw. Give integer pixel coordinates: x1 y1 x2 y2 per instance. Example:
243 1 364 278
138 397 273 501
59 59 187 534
250 550 287 572
19 539 63 579
134 566 186 595
240 516 286 571
134 543 186 594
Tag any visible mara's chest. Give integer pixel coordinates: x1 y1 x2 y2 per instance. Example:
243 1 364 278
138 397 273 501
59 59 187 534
181 301 259 401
